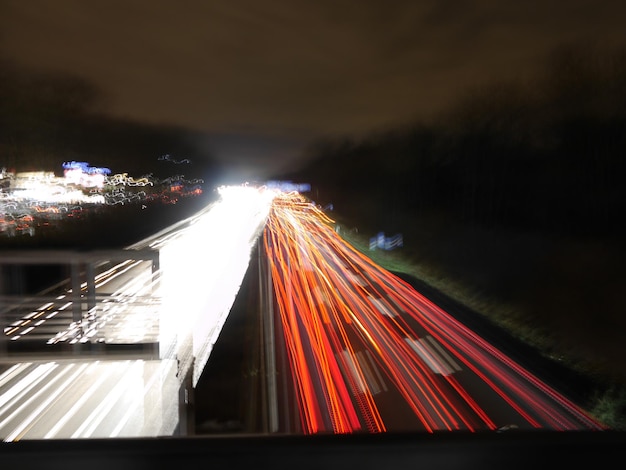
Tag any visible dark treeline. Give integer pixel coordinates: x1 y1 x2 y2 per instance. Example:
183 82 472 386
0 59 225 186
289 44 626 241
281 44 626 385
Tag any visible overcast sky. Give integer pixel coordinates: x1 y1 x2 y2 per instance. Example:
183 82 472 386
2 0 626 174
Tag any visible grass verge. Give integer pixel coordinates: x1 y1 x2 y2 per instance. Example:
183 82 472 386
332 218 626 430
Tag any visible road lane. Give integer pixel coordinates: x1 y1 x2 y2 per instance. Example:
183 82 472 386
0 359 179 440
263 191 607 434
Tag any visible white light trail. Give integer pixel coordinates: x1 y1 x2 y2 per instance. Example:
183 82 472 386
159 184 276 386
43 361 111 439
71 361 140 438
4 363 90 442
0 183 281 439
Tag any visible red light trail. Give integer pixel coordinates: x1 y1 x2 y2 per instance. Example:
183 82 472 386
263 191 607 434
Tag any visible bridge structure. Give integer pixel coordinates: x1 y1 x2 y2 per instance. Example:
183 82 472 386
0 185 276 440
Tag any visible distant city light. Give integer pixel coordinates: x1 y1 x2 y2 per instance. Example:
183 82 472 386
0 162 205 238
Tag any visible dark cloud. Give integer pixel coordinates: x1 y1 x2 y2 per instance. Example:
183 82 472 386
2 0 626 169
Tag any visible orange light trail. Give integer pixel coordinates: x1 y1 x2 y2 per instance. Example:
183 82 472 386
263 191 607 434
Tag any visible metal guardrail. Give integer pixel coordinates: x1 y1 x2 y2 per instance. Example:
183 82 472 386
0 248 160 265
0 248 161 358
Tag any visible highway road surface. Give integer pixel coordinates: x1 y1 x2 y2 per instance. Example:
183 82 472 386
262 191 607 434
0 184 608 442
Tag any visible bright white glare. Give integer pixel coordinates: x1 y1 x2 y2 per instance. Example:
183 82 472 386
43 361 107 439
0 182 284 439
159 184 276 385
0 182 282 439
13 187 105 205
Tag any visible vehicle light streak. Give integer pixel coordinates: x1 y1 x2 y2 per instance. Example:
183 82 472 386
263 191 607 434
4 363 90 442
71 361 141 438
43 361 108 439
0 184 278 439
0 363 59 431
0 359 181 441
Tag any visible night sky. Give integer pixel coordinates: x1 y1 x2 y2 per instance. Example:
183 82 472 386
3 0 626 176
